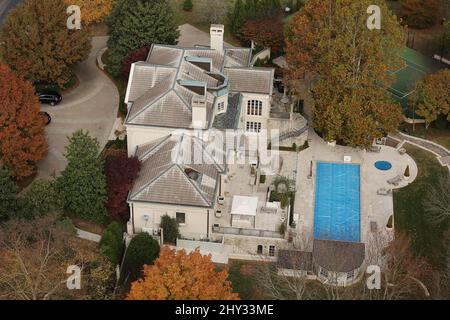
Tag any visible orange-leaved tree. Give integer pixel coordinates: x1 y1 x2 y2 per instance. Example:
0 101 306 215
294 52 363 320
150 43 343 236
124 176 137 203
66 0 114 25
0 63 47 179
127 247 240 300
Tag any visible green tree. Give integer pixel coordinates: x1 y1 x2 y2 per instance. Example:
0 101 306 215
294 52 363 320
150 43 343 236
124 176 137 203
106 0 179 77
0 0 91 87
411 69 450 129
0 167 20 222
121 233 160 283
56 130 107 223
22 179 60 218
100 222 125 266
183 0 193 11
285 0 405 148
160 214 179 245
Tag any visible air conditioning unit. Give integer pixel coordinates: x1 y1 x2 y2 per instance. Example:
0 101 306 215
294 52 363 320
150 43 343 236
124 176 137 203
217 196 225 205
215 210 223 218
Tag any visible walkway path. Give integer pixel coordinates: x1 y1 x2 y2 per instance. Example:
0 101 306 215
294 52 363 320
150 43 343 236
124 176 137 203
389 131 450 170
37 36 119 178
76 228 101 243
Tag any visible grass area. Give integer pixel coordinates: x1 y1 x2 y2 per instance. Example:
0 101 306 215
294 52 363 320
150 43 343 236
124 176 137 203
169 0 241 46
393 144 449 269
399 122 450 150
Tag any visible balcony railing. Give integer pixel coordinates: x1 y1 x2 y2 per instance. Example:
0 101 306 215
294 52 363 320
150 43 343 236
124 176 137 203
212 225 284 239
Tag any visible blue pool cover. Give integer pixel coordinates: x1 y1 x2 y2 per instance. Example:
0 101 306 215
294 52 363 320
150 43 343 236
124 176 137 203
314 162 361 242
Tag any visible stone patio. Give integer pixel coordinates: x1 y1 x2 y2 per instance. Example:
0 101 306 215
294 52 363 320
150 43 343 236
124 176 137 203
293 129 418 250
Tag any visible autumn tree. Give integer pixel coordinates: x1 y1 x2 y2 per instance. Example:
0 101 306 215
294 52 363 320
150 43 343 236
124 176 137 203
65 0 113 25
198 0 230 25
107 0 179 77
56 130 107 223
239 13 285 52
105 152 141 222
127 247 239 300
400 0 442 29
120 45 151 79
410 69 450 129
0 63 47 179
0 0 91 87
285 0 405 148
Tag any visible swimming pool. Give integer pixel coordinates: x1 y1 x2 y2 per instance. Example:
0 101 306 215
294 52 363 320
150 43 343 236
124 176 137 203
314 162 361 243
374 161 392 171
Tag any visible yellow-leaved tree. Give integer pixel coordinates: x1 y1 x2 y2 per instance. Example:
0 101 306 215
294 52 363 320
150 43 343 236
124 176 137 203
127 247 240 300
67 0 113 25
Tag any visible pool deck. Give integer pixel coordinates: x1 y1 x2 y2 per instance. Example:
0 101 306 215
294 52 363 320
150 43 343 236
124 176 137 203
293 130 418 251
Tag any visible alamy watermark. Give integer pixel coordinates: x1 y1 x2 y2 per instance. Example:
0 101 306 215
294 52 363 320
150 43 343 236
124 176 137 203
66 265 81 290
67 5 81 30
367 5 381 30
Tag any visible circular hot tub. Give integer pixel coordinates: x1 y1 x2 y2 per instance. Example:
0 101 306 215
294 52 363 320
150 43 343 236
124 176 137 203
375 161 392 171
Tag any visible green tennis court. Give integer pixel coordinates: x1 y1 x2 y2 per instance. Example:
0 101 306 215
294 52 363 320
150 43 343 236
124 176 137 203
388 47 444 119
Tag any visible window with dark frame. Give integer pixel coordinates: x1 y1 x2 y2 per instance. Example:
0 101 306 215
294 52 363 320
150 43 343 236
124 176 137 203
176 212 186 224
269 245 275 257
257 245 263 255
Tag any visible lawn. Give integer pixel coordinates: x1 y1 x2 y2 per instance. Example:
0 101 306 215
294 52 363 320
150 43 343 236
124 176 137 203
393 144 449 269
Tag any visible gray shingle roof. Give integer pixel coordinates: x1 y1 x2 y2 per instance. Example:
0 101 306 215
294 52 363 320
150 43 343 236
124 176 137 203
224 67 274 95
129 134 225 207
125 44 273 129
277 250 313 271
212 93 241 130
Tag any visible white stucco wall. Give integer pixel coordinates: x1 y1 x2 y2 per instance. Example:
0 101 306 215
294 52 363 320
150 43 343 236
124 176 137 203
130 201 211 240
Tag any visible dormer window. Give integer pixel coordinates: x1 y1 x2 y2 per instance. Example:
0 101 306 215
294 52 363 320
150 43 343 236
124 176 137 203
184 167 200 181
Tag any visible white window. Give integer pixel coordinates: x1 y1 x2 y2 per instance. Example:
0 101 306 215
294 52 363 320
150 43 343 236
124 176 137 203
176 212 186 225
247 100 263 116
246 121 262 133
218 101 225 112
269 245 276 257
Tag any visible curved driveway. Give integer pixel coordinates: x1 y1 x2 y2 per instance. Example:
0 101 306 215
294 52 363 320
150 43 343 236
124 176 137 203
38 36 119 178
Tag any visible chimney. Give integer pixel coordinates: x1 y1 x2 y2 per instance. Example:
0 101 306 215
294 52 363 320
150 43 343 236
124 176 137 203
210 24 224 52
191 94 207 129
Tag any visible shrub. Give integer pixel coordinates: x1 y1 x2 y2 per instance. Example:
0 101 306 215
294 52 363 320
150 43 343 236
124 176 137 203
160 214 179 245
121 233 160 283
183 0 193 11
260 175 266 184
404 165 410 178
23 179 60 218
105 152 141 222
120 45 151 79
100 222 124 266
278 222 286 235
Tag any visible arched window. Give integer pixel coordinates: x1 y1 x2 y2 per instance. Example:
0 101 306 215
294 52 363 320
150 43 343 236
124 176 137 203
247 100 263 116
257 245 263 255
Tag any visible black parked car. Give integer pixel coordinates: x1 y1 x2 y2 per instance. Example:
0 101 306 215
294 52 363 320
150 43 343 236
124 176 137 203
39 111 51 125
38 90 62 106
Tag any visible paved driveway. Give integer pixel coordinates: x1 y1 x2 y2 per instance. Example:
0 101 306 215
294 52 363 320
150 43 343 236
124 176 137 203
38 36 119 178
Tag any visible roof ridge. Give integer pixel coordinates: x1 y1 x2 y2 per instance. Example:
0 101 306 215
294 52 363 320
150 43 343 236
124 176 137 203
137 135 172 161
176 163 211 207
129 163 176 199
